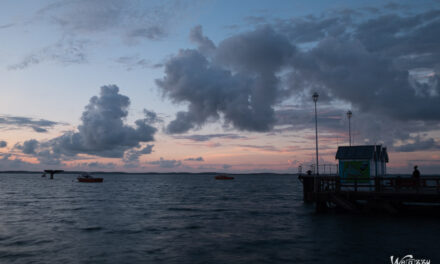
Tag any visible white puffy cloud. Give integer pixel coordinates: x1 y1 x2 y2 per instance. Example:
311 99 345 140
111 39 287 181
15 85 158 165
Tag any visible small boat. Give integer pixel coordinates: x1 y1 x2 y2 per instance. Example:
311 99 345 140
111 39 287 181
215 175 234 180
77 173 103 183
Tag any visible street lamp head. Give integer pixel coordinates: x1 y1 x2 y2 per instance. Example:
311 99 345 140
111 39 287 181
347 110 352 119
312 92 319 102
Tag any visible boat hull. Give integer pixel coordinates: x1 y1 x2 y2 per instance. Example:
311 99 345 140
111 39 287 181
77 178 103 183
215 175 234 180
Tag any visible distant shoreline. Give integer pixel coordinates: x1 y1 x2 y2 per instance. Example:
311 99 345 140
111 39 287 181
0 171 296 176
1 171 439 177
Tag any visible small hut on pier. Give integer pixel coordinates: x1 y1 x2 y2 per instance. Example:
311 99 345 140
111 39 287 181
335 145 388 183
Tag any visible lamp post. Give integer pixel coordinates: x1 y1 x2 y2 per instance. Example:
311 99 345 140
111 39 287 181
313 92 319 176
347 110 352 146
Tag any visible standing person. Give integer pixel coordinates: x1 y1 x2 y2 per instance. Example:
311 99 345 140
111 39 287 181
412 165 421 188
412 165 420 178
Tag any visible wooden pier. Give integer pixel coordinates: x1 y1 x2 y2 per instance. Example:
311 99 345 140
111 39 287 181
298 175 440 214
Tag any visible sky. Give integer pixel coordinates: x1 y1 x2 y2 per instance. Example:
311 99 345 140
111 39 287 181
0 0 439 173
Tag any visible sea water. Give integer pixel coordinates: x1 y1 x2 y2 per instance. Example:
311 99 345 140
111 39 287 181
0 174 439 263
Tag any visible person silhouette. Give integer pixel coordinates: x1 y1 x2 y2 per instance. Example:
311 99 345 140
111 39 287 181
412 165 420 179
412 165 421 188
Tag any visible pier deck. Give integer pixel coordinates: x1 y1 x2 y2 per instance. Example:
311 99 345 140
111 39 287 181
298 175 440 213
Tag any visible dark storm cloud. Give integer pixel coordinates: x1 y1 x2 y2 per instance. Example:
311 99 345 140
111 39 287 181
123 144 154 163
354 10 440 59
275 107 345 131
291 28 440 121
189 25 216 55
348 112 440 148
0 154 36 170
148 157 182 168
214 26 294 73
275 16 349 44
87 161 116 169
184 157 204 162
14 140 62 165
275 105 440 151
158 7 440 153
0 115 64 132
15 139 39 154
394 137 440 152
283 8 440 124
142 109 163 124
157 26 295 133
35 149 62 165
70 161 116 170
174 133 247 142
32 127 48 133
0 141 6 148
0 153 11 160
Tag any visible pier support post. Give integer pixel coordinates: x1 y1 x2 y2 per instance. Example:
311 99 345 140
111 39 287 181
301 176 315 202
315 201 328 213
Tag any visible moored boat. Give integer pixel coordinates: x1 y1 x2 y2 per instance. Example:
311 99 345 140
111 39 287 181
77 173 103 183
215 175 234 180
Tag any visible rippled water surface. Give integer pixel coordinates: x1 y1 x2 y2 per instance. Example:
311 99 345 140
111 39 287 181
1 173 439 263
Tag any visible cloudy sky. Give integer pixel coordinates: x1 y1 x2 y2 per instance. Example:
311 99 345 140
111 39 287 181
1 0 439 173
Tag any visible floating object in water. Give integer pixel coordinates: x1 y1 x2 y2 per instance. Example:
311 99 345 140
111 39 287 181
215 175 234 180
77 173 103 183
44 170 64 179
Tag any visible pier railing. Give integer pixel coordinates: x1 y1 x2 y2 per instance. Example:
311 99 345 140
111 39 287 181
297 164 338 175
312 175 440 193
298 175 440 212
